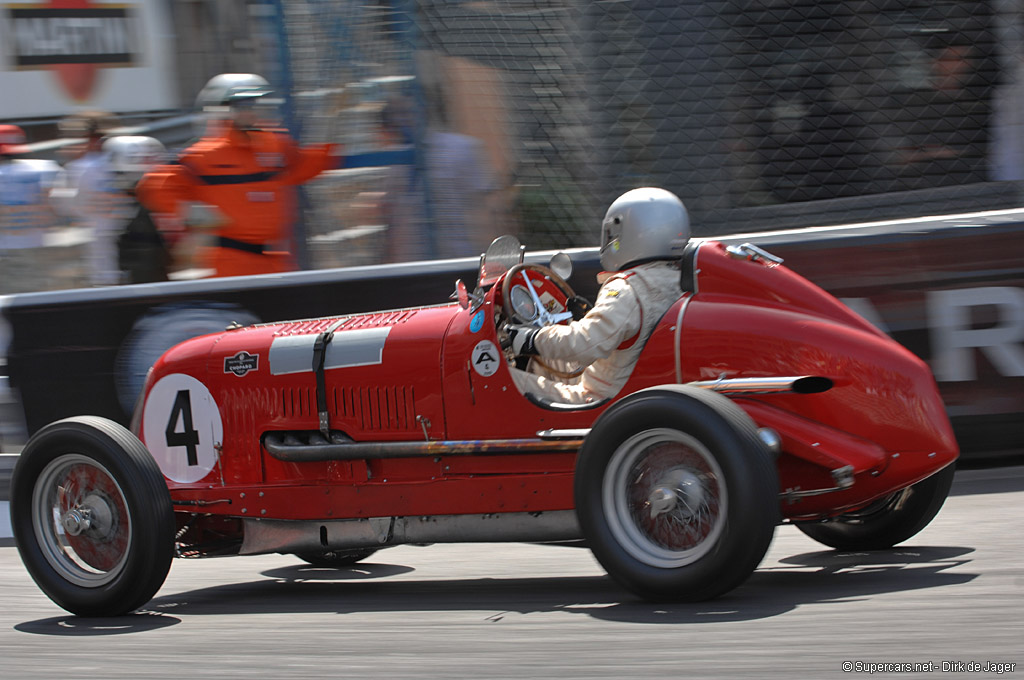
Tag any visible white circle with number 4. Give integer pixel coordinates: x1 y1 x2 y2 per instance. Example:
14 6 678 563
142 373 223 483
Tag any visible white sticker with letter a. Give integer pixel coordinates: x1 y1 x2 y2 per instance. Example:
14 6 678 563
471 340 501 377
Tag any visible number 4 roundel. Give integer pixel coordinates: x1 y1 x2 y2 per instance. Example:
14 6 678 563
142 373 224 483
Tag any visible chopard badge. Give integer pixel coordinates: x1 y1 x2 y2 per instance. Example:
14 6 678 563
224 351 259 377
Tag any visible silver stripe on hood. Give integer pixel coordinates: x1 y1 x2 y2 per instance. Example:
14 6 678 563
269 327 391 375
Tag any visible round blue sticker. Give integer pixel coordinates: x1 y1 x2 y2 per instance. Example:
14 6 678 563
470 309 485 333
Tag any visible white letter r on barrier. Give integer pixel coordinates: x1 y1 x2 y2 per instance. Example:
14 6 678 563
928 287 1024 381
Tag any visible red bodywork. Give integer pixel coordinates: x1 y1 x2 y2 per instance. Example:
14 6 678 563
137 240 958 551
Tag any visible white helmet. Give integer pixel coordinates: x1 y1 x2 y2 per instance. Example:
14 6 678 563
195 73 271 111
195 73 277 133
103 136 166 190
599 187 691 271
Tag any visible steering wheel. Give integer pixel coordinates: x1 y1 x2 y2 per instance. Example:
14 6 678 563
501 263 576 326
500 264 586 379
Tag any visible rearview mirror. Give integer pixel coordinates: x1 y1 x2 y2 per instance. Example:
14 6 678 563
454 279 470 310
549 251 573 280
478 235 524 288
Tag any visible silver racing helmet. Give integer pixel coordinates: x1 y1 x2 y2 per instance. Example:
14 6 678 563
599 187 691 272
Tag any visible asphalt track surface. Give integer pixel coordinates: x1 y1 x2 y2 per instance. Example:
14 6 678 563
0 466 1021 680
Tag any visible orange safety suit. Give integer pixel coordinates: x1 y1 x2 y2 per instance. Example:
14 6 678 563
137 126 336 277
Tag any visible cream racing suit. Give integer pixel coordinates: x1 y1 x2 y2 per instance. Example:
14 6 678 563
510 261 682 404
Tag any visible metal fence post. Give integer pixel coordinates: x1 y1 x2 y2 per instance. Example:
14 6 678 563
267 0 312 270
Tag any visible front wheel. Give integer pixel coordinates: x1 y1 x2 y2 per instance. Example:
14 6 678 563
575 386 778 602
11 416 175 616
796 464 955 551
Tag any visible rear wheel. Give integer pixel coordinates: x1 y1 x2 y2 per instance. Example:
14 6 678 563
575 386 778 601
11 416 175 616
796 464 955 551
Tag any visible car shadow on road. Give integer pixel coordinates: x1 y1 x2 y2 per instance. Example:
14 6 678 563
160 545 976 625
13 545 976 634
14 610 180 636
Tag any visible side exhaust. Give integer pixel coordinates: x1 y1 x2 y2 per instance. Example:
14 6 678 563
690 375 833 395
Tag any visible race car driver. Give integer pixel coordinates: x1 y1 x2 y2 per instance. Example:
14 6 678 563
507 187 689 405
136 74 339 278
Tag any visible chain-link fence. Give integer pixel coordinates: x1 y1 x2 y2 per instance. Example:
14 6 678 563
244 0 1022 269
8 0 1018 283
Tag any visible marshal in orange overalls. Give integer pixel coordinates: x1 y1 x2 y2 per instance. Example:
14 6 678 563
137 126 337 278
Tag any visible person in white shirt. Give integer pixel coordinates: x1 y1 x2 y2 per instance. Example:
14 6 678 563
49 112 122 286
0 125 61 294
104 136 172 284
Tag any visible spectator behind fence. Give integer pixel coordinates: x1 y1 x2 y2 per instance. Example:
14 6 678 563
103 136 173 284
378 96 428 262
49 111 123 286
379 94 497 263
426 126 497 259
136 73 341 278
0 125 61 294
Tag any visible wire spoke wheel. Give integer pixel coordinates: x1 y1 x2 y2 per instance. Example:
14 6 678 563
33 454 132 587
575 386 778 602
604 429 726 568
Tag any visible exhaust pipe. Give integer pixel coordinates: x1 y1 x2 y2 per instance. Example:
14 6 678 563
690 375 833 395
239 511 582 555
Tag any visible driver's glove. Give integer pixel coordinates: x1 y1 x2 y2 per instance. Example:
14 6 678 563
508 325 540 356
567 295 592 321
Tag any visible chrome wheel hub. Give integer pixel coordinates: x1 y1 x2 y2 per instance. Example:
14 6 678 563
60 507 91 536
648 469 705 520
59 492 114 537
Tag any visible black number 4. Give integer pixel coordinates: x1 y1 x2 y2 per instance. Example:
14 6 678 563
166 390 200 466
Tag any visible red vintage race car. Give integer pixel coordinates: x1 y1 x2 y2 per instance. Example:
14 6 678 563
10 235 958 616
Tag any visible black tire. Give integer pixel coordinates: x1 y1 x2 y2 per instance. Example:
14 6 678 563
575 385 778 602
10 416 175 616
796 463 956 551
295 549 378 567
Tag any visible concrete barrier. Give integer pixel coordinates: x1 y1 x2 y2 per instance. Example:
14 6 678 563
0 502 9 542
2 455 14 542
0 454 15 503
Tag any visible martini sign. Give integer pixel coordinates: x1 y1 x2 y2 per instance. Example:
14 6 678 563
1 0 176 117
